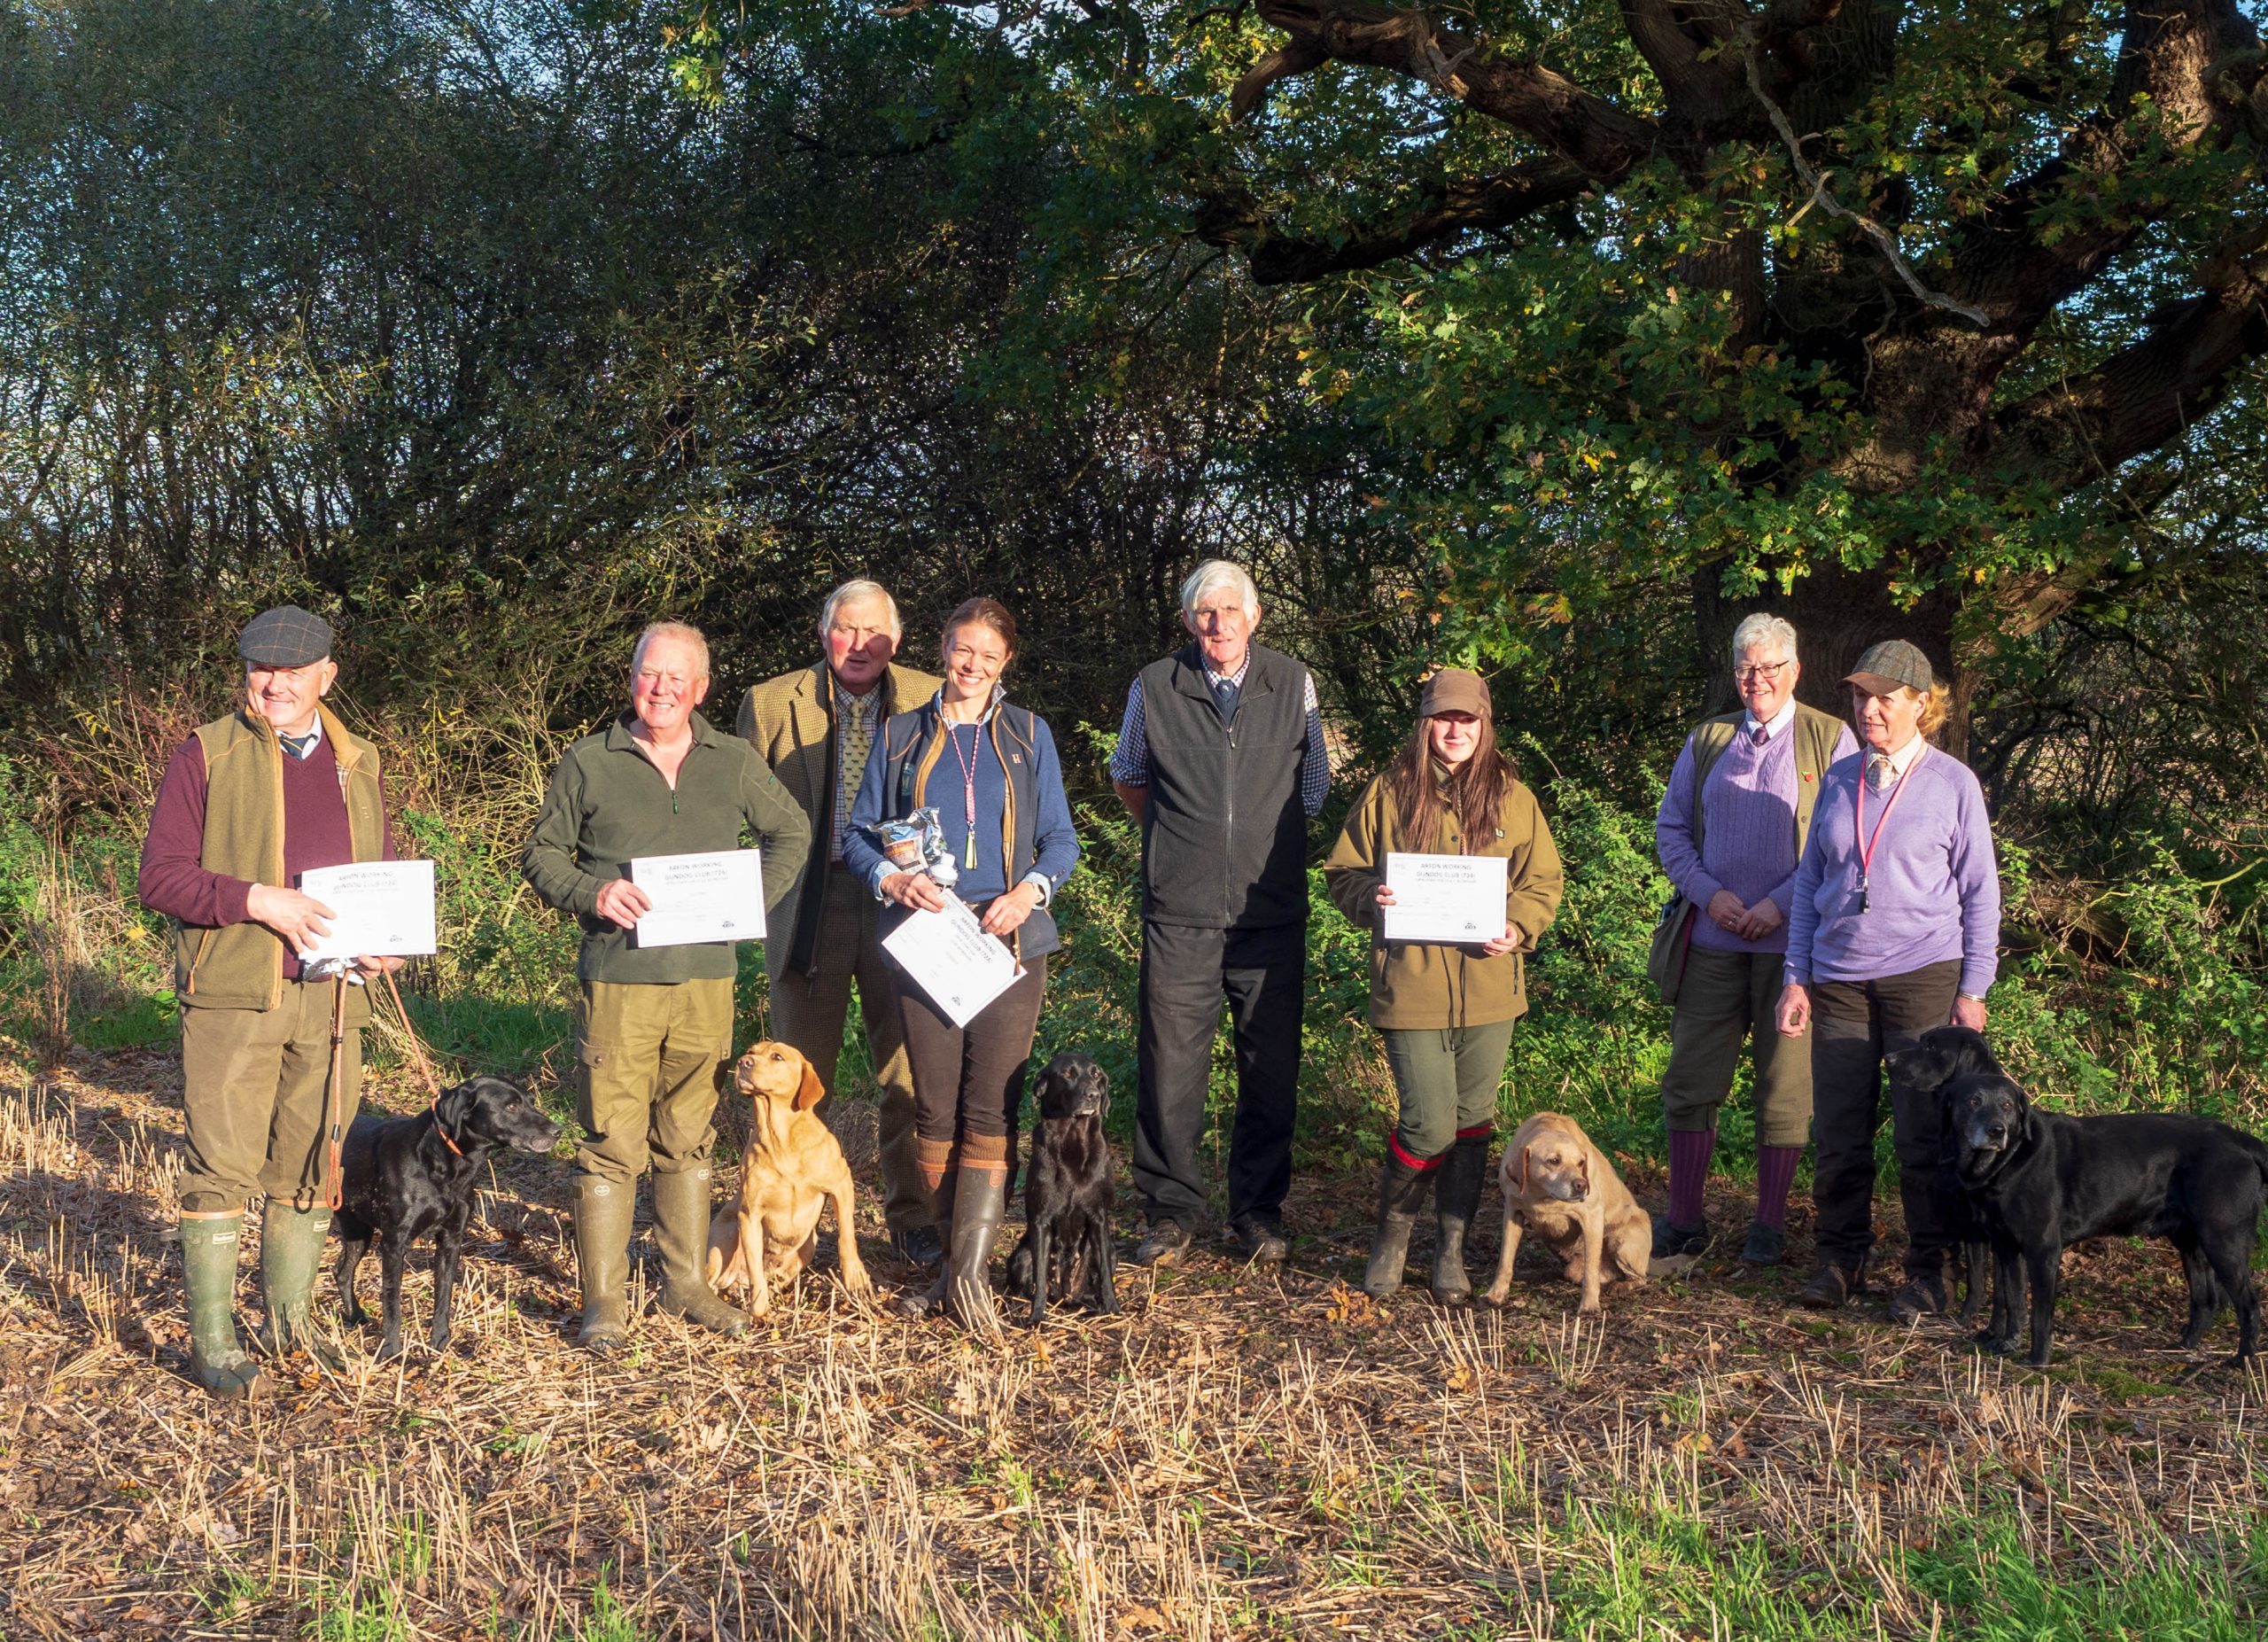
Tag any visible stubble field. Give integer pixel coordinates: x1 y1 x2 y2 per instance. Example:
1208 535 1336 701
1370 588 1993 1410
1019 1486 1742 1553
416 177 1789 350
4 1050 2265 1641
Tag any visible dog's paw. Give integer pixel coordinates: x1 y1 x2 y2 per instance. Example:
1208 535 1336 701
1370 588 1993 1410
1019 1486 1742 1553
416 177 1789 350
1974 1331 2016 1356
1577 1298 1604 1318
842 1271 875 1303
1480 1287 1511 1310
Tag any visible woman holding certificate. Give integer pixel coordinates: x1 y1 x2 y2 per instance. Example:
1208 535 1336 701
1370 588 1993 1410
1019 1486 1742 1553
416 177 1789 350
844 596 1080 1331
1324 669 1564 1304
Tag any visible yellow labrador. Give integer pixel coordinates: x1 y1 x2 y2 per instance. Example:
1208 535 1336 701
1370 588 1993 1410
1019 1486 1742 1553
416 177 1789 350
1483 1111 1651 1314
705 1041 874 1316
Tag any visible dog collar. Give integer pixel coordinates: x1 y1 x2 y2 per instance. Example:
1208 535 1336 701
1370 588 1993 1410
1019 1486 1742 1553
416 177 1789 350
431 1096 465 1157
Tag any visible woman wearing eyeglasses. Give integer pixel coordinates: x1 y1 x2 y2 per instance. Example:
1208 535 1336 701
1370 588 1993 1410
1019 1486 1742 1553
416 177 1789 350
1652 616 1855 1266
844 596 1080 1332
1775 640 2000 1320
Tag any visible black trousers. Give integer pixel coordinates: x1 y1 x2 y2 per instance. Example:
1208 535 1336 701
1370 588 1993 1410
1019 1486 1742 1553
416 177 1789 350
1808 959 1963 1280
1131 919 1305 1229
898 953 1048 1184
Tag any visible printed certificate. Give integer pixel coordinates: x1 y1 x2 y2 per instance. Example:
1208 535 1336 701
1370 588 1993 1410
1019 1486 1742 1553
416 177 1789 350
298 860 439 962
882 894 1023 1027
628 850 766 947
1380 852 1509 945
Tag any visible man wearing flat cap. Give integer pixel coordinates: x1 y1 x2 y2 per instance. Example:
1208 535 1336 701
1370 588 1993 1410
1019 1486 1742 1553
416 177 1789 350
139 605 400 1397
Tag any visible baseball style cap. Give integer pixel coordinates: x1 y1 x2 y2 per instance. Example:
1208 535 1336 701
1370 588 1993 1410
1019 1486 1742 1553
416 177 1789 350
1844 639 1934 696
238 606 335 667
1418 667 1492 719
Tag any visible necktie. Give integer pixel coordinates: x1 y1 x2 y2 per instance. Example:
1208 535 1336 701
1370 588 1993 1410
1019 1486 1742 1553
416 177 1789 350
834 692 876 860
1868 754 1895 792
1211 676 1240 721
1750 723 1768 746
279 730 317 761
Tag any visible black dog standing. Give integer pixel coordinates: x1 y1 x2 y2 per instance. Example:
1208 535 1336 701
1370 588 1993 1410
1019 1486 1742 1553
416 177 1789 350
1945 1071 2268 1366
1882 1025 2017 1327
1005 1054 1118 1325
333 1077 562 1358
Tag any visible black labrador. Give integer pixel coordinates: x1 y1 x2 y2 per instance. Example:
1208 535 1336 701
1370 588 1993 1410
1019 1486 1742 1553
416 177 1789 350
1942 1070 2268 1366
1880 1025 2012 1327
1004 1054 1117 1325
333 1077 562 1358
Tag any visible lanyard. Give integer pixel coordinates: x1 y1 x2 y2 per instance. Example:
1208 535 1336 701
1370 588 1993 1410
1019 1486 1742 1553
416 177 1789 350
1853 744 1922 911
946 720 983 870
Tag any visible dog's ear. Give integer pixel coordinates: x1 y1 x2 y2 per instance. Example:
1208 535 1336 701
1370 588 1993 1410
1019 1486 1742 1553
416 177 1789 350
1513 1145 1530 1195
435 1079 477 1132
793 1058 826 1112
2008 1079 2034 1145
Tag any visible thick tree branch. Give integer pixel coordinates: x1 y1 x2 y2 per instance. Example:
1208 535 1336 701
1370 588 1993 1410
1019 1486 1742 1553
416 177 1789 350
1740 32 1991 327
1946 2 2266 331
1235 1 1661 181
1192 155 1590 283
1983 241 2268 492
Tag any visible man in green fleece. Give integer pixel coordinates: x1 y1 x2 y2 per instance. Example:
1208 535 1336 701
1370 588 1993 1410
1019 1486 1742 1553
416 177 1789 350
524 621 811 1350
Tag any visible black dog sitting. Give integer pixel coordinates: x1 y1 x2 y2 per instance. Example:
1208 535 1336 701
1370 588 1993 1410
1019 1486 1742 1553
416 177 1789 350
333 1077 562 1359
1004 1053 1117 1325
1943 1070 2268 1366
1880 1025 2011 1327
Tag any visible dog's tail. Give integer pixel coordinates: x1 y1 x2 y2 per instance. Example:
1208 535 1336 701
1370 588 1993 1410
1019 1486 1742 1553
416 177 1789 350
2240 1128 2268 1187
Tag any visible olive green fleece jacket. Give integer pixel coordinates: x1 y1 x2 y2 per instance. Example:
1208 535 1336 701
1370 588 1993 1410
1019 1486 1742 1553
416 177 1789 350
1323 769 1565 1030
522 711 811 983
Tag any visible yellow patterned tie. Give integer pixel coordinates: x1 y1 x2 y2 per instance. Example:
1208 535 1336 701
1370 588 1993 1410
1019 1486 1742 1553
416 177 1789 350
834 687 877 860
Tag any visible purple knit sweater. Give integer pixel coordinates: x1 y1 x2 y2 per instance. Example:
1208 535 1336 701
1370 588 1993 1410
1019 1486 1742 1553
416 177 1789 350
1656 714 1858 954
1783 745 2001 996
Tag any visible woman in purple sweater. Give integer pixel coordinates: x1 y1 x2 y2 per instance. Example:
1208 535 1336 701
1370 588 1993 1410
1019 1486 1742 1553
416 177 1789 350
1653 615 1856 1266
1775 640 2000 1319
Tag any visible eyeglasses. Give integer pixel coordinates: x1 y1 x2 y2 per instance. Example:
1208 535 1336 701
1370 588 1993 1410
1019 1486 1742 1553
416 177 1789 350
1734 659 1791 683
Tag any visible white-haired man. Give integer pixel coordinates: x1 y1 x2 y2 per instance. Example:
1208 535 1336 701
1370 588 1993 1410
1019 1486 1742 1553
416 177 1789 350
1111 560 1330 1265
524 621 811 1350
737 580 944 1266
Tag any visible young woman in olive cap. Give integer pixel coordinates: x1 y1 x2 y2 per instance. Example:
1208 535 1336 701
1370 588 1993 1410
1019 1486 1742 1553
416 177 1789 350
1324 668 1564 1303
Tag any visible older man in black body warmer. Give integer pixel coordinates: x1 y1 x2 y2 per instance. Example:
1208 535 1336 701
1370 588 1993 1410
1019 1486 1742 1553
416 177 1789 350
1110 560 1331 1266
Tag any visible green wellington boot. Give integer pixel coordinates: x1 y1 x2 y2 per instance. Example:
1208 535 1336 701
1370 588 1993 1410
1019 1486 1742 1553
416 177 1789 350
180 1211 261 1398
651 1167 750 1337
943 1170 1006 1335
257 1199 346 1370
571 1174 633 1352
1430 1138 1489 1307
1363 1151 1436 1300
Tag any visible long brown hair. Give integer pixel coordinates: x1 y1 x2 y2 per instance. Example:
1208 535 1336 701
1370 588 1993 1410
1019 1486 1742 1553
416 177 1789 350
1386 712 1518 848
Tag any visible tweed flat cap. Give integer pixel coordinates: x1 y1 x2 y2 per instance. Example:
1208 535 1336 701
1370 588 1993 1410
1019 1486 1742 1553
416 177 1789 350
1418 667 1492 720
238 605 335 667
1844 639 1934 696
